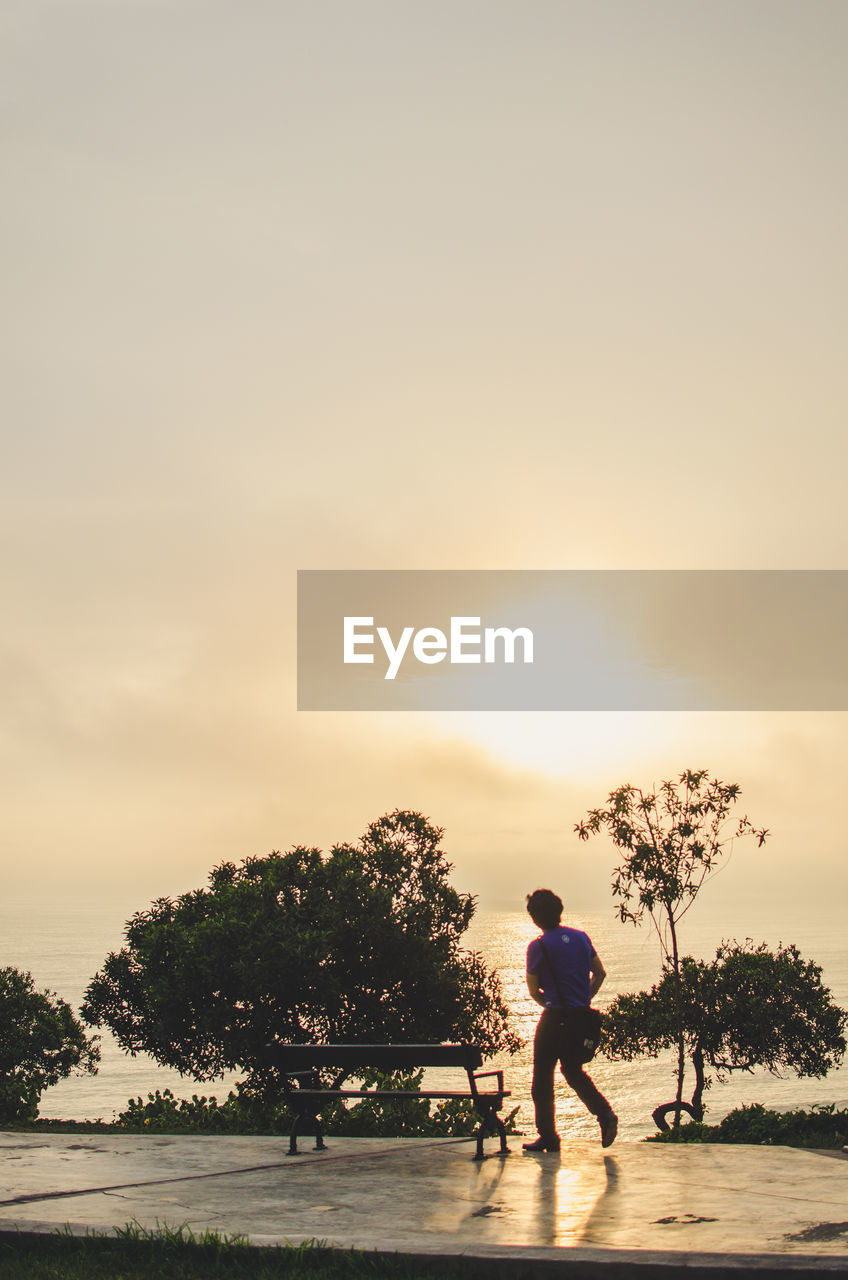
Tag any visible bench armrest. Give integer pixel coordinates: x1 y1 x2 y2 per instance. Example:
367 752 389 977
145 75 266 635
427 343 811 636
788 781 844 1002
472 1069 504 1091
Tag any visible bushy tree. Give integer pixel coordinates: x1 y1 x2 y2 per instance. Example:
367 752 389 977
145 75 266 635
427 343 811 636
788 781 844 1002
82 811 520 1089
602 940 847 1128
0 967 100 1122
575 770 768 1127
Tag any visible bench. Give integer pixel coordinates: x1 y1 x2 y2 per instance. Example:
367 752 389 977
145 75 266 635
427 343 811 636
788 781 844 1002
265 1042 511 1161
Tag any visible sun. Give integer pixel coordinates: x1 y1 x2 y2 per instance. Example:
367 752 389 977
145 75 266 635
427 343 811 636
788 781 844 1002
424 710 707 781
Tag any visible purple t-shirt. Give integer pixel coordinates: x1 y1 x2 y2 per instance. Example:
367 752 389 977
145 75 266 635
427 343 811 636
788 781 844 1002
526 925 594 1009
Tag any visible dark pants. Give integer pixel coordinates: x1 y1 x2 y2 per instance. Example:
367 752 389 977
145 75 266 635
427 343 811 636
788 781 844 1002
531 1008 612 1141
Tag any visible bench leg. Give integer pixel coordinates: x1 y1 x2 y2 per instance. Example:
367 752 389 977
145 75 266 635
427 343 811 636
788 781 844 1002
495 1112 510 1156
472 1105 510 1161
474 1127 485 1161
288 1111 327 1156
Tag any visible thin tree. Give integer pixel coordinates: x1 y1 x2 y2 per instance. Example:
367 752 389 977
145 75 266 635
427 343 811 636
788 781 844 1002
575 769 768 1131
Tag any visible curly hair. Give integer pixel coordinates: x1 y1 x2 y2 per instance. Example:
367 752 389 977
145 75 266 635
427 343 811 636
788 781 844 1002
526 888 563 930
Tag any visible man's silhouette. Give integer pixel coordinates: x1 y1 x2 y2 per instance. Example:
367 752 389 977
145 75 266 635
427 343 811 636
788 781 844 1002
524 888 617 1152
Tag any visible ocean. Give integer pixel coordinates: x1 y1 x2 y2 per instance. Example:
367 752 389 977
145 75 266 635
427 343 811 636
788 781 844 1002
2 894 846 1141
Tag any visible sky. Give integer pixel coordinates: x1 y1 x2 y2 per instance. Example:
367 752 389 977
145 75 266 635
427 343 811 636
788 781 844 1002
2 1 847 924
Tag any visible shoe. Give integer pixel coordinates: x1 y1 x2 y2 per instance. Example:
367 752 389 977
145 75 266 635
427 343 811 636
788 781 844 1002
522 1137 560 1153
599 1112 618 1148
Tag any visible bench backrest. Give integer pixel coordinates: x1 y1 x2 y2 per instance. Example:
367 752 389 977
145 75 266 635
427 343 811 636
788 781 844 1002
268 1042 484 1073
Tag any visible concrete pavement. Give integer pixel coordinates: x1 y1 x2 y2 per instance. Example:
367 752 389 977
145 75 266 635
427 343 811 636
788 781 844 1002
1 1131 848 1275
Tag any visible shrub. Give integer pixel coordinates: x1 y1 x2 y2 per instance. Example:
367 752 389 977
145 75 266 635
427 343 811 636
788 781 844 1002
647 1102 848 1149
116 1074 520 1139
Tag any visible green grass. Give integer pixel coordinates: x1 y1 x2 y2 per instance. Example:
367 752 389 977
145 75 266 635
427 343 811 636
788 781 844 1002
0 1223 455 1280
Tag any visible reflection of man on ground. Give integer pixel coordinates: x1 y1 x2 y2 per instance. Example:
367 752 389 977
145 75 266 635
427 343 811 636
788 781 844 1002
523 888 618 1153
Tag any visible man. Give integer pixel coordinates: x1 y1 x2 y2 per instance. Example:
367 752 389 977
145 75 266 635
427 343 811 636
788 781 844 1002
523 888 618 1152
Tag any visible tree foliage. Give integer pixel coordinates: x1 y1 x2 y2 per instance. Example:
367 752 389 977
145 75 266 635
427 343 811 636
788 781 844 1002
602 940 847 1125
82 811 520 1087
0 967 100 1122
575 771 768 939
575 769 768 1125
